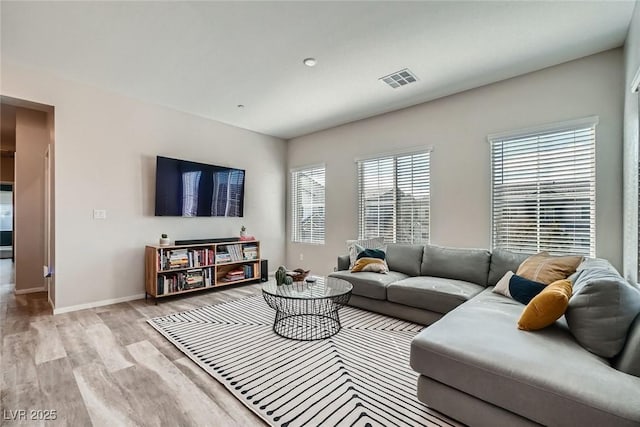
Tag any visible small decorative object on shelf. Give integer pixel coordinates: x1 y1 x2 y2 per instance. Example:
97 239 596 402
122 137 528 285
159 234 170 246
239 225 255 241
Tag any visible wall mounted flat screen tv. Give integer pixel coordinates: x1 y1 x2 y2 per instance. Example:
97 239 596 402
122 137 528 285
155 156 245 217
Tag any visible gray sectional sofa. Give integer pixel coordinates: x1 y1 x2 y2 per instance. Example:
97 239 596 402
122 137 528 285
329 244 640 427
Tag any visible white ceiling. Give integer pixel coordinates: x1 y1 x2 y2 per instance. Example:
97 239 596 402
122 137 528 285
1 1 636 140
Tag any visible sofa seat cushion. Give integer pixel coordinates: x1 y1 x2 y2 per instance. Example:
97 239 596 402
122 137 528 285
328 270 408 300
411 288 640 427
387 276 484 314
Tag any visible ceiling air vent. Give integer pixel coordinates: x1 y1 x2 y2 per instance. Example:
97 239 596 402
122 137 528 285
379 68 419 88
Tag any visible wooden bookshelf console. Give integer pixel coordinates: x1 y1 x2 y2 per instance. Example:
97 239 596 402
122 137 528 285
145 240 261 301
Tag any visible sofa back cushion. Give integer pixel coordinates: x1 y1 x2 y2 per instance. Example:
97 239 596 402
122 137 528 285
386 244 424 276
565 260 640 358
487 249 531 286
421 245 491 286
614 312 640 377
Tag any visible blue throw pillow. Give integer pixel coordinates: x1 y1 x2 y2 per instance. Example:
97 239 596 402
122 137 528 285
357 248 386 261
493 271 546 305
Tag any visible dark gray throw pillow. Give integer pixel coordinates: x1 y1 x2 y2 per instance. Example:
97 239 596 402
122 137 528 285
565 265 640 358
356 248 385 261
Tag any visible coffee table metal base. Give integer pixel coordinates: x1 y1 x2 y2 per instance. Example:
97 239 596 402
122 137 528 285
273 312 341 341
262 286 351 341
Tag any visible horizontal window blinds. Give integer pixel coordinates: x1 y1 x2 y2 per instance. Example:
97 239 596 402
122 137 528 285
291 166 325 244
491 125 596 256
357 151 430 243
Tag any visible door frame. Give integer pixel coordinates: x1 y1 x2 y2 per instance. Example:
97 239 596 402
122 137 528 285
44 144 52 308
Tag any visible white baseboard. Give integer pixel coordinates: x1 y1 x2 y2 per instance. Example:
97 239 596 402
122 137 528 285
14 286 46 295
53 293 146 315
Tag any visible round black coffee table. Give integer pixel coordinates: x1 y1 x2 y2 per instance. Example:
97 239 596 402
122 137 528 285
262 276 353 341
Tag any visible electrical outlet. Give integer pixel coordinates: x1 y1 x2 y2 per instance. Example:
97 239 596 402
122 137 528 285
93 209 107 220
299 253 304 261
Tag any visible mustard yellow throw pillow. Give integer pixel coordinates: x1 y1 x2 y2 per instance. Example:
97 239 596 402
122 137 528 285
351 257 388 273
518 279 573 331
516 252 582 285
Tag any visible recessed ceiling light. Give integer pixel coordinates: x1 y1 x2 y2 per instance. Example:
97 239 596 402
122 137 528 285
303 58 317 67
237 104 245 108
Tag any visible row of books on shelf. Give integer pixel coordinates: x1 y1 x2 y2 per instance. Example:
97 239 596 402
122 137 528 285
157 267 213 295
220 264 256 283
216 244 259 263
242 244 258 260
159 248 214 270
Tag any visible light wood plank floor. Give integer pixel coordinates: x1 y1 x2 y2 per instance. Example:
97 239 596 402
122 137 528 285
0 259 265 426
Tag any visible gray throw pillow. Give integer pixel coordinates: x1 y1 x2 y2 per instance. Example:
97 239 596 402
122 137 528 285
565 266 640 358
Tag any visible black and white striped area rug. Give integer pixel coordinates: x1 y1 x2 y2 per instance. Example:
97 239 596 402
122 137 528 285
147 296 458 427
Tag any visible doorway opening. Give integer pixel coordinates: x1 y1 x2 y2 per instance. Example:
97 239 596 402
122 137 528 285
0 183 13 260
0 96 55 310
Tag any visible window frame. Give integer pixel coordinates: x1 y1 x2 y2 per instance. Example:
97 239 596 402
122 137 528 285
488 116 598 257
290 163 326 245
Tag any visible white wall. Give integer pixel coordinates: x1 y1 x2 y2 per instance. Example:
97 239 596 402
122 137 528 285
623 1 640 283
288 49 624 276
1 61 287 311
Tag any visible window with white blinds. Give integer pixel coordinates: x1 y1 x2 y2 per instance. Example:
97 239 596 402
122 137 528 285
291 165 325 244
490 118 597 257
357 150 430 243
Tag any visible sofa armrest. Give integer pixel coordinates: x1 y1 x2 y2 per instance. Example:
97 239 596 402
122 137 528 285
337 255 350 271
